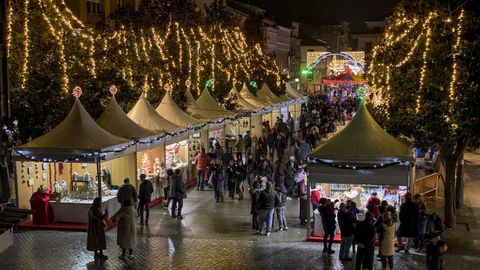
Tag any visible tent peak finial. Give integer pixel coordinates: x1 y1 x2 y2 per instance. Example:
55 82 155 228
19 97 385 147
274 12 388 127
109 85 118 96
72 86 82 98
185 79 191 88
164 83 173 95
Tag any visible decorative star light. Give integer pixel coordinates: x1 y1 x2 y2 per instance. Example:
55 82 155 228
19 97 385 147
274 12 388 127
72 86 82 98
356 85 366 102
109 85 118 96
249 81 257 89
205 79 213 89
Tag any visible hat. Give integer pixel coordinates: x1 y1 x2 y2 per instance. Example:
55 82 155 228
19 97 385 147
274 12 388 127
371 192 377 196
289 156 295 161
261 176 268 182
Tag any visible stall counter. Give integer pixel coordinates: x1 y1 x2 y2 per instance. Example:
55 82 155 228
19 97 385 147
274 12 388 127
49 194 120 223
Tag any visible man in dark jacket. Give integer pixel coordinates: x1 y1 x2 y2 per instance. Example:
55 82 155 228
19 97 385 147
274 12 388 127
169 169 186 220
244 130 253 157
355 212 376 270
117 178 136 206
258 182 280 235
396 193 419 254
138 174 154 225
323 201 337 254
338 203 356 261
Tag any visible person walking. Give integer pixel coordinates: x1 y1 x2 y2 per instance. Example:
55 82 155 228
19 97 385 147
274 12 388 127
354 212 376 270
234 159 246 200
117 178 136 206
296 139 311 163
285 156 299 197
169 169 186 219
164 169 174 210
396 193 419 254
275 183 288 231
267 129 277 161
222 147 234 191
245 154 256 188
323 201 336 254
275 133 287 163
210 159 224 202
378 212 395 270
287 113 295 143
338 203 355 261
256 159 273 180
250 181 261 230
194 148 209 191
235 134 244 162
87 198 108 265
244 130 253 157
258 182 279 236
138 174 153 225
225 159 236 199
112 200 137 260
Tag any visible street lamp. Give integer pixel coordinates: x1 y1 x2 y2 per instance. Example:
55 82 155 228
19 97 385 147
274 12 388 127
294 78 300 91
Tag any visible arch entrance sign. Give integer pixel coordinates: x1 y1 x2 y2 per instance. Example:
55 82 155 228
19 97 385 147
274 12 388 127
306 51 365 74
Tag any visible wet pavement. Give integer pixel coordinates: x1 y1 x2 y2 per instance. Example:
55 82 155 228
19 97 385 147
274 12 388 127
2 154 480 269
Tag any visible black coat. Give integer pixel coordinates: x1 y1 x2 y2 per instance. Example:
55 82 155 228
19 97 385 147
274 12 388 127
338 210 356 236
354 218 376 248
398 201 419 237
259 188 279 210
138 180 154 203
250 189 261 214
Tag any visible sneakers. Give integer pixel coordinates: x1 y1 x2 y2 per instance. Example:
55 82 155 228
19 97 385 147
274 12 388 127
171 213 177 218
128 254 134 259
266 232 271 236
327 250 335 254
177 215 183 220
395 247 405 252
284 227 288 231
119 255 126 260
340 257 352 261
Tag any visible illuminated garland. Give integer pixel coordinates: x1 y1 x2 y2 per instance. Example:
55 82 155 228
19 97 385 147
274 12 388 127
9 0 281 96
307 157 410 170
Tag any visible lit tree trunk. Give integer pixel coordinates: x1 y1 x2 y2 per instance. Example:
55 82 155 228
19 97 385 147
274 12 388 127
444 156 457 229
455 152 464 209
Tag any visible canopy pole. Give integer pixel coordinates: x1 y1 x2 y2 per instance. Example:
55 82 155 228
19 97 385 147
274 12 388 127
133 145 138 190
96 154 102 200
306 174 312 240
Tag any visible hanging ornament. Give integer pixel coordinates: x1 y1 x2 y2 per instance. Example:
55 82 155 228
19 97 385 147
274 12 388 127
164 83 173 94
109 85 118 96
72 86 82 98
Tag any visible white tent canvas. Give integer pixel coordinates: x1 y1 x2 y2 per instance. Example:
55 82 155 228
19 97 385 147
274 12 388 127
127 94 182 132
286 82 303 99
257 83 284 104
239 82 268 108
155 93 203 128
228 86 257 110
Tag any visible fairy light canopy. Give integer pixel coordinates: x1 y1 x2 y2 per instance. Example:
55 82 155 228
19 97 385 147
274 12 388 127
97 85 156 139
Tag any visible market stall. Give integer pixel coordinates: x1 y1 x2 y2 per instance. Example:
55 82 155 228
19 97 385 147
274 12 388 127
239 82 268 109
306 101 412 239
12 91 134 226
128 92 187 199
156 92 207 188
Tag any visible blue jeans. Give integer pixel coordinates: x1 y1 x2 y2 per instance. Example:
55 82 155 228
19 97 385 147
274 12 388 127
276 206 287 230
259 208 275 233
197 170 205 190
340 234 353 259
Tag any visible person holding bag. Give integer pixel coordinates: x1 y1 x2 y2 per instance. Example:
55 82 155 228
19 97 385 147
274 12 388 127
87 197 108 265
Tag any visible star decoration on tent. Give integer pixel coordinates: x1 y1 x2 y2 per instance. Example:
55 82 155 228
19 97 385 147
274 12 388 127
205 79 213 89
356 85 366 102
72 86 82 98
109 85 118 96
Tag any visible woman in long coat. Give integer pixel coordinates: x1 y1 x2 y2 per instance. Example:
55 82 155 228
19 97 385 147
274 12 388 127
379 212 395 270
87 197 108 264
112 200 137 259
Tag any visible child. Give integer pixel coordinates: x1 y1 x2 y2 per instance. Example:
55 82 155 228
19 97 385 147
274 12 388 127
426 234 447 270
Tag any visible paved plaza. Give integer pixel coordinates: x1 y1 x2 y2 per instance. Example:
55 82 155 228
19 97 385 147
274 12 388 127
2 152 480 269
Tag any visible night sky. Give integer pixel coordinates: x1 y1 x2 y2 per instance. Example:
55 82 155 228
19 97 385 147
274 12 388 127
237 0 399 32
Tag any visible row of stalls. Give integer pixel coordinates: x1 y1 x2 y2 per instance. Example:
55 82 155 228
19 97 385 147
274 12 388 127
11 83 306 227
306 101 413 238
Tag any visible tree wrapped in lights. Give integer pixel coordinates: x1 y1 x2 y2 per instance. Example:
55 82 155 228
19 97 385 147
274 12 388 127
369 0 480 228
7 0 281 141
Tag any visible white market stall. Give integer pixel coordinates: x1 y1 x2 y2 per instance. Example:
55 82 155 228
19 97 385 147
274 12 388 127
306 102 412 239
12 91 135 225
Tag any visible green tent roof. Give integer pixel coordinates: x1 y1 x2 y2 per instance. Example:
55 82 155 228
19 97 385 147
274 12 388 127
309 102 411 161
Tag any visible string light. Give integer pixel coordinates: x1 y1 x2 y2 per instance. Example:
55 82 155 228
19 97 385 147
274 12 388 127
417 13 434 113
448 9 464 118
20 0 30 90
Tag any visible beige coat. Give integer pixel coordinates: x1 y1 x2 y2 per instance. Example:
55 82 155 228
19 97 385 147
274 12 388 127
379 222 395 256
112 206 137 249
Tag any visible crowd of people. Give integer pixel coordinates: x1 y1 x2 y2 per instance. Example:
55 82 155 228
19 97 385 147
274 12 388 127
300 92 358 147
313 192 446 270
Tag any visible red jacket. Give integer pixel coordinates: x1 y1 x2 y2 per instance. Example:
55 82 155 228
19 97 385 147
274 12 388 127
366 196 381 219
194 153 209 170
311 190 321 206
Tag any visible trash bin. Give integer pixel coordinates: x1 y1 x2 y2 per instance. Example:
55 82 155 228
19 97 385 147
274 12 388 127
29 191 53 225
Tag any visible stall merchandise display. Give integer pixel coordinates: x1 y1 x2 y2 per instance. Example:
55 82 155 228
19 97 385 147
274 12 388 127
188 139 203 162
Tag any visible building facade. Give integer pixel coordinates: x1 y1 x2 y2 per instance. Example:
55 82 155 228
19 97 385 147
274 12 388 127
351 20 386 63
65 0 140 24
